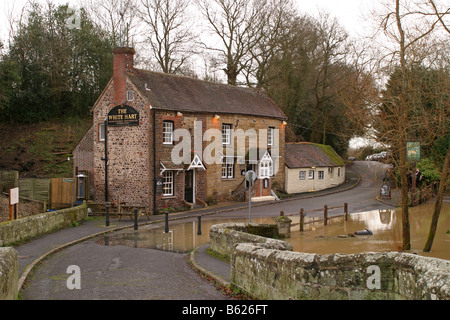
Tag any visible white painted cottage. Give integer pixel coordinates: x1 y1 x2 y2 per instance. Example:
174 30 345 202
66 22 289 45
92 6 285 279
284 143 346 194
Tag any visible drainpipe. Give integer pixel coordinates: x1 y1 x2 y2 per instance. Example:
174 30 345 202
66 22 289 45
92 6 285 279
104 120 109 202
153 109 157 215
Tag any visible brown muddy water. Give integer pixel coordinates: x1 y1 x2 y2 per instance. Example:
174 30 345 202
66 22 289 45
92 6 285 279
98 202 450 260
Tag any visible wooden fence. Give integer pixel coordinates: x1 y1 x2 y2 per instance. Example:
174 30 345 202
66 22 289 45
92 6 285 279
50 178 75 209
410 183 435 207
0 171 75 210
281 203 348 231
18 179 50 202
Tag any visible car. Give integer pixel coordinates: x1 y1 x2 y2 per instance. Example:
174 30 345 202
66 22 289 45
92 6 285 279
365 155 373 161
348 157 356 161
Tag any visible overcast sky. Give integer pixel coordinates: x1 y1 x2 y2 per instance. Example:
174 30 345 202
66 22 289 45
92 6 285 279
0 0 379 42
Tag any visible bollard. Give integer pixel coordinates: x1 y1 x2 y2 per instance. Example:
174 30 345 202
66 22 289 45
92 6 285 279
134 208 138 230
164 211 169 233
197 215 202 235
280 211 284 217
105 204 110 227
344 203 348 221
299 208 304 232
324 205 328 226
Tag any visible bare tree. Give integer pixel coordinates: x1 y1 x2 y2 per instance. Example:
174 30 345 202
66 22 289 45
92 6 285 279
82 0 139 47
343 0 449 251
310 12 349 146
243 0 297 88
196 0 267 85
137 0 197 74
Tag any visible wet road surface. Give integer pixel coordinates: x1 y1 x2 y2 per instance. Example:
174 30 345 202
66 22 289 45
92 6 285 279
18 161 395 300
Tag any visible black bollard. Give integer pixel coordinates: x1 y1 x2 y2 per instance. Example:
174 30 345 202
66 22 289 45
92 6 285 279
134 208 138 230
105 204 110 227
164 211 169 233
197 215 202 235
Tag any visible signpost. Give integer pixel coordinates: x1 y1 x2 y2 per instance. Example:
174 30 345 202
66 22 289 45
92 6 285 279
9 187 19 221
407 141 421 205
245 170 257 223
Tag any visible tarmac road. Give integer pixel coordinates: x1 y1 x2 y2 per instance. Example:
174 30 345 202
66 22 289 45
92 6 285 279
17 161 392 300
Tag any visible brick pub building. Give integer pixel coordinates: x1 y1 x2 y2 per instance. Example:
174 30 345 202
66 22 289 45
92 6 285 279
73 47 287 213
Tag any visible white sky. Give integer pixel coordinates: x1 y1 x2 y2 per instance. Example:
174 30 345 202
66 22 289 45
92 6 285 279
0 0 380 42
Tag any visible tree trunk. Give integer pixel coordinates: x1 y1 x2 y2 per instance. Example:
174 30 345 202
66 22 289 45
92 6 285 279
423 146 450 252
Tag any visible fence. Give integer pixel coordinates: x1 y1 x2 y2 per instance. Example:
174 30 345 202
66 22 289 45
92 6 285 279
281 203 348 232
0 171 76 222
410 183 435 207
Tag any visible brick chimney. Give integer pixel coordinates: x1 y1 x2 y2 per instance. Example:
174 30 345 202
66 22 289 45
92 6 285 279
113 47 135 105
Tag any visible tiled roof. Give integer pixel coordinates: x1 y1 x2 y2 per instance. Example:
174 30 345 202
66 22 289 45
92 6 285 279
128 69 287 120
285 143 345 168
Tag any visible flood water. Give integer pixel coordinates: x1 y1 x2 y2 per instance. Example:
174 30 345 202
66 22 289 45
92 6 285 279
98 202 449 260
287 202 450 260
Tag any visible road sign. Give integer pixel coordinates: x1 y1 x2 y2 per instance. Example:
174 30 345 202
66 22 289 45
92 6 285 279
245 170 257 184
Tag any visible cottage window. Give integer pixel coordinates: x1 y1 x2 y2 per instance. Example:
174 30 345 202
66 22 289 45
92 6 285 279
222 124 232 145
222 158 234 179
308 170 315 180
268 127 275 146
338 168 341 177
163 171 174 196
99 123 105 142
318 171 324 180
259 161 271 179
299 171 306 180
163 121 174 145
127 90 135 102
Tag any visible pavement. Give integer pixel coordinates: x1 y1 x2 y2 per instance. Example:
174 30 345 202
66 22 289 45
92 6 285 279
14 162 394 300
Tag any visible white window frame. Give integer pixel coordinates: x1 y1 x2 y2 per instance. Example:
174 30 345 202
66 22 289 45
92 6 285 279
308 170 315 180
99 123 105 142
259 161 271 179
163 171 174 196
163 121 174 145
222 124 232 145
318 171 324 180
222 158 234 179
299 171 306 180
126 90 135 102
268 127 275 146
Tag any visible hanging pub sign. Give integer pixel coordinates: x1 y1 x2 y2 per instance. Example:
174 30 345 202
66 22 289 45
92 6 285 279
406 142 421 162
108 105 140 127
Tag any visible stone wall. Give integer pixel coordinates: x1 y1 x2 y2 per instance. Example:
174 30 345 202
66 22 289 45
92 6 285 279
0 247 18 300
209 222 450 300
0 204 88 247
209 223 293 260
230 243 450 300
